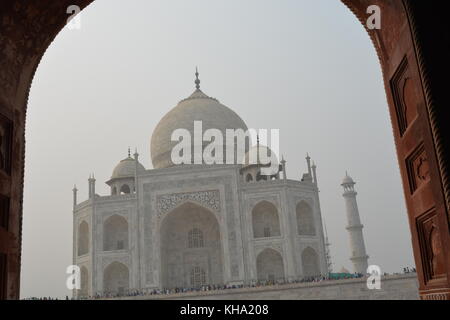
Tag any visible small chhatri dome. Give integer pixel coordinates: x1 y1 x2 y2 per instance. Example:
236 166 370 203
342 172 355 185
151 69 249 169
111 150 146 179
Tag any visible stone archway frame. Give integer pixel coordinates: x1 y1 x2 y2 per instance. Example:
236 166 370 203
0 0 449 300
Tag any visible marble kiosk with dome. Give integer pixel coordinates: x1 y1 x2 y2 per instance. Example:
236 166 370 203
72 71 328 298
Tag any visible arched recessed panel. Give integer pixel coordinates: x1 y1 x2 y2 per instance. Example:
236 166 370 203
103 215 128 251
296 201 316 236
103 262 129 295
256 248 284 282
302 247 320 277
79 266 88 298
77 221 89 256
252 201 281 238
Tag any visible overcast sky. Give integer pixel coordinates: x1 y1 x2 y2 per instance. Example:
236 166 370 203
20 0 415 298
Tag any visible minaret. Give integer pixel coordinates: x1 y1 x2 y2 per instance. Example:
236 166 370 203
88 174 96 199
72 184 78 211
341 172 369 275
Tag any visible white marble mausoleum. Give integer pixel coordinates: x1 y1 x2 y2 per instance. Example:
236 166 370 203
72 72 328 298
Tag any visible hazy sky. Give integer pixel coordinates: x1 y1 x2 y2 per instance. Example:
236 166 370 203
20 0 415 298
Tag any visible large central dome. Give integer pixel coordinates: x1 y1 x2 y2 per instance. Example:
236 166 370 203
151 71 249 169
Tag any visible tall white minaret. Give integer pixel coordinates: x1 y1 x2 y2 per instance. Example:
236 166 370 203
341 172 369 275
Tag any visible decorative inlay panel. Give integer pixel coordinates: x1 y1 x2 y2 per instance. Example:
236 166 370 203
156 190 221 217
390 57 418 136
406 143 430 194
416 209 446 284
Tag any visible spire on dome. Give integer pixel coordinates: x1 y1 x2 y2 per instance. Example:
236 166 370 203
195 67 200 90
128 147 131 158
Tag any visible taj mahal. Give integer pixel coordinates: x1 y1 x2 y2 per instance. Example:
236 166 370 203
72 71 370 298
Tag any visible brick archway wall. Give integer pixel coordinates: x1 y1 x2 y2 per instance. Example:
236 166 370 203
0 0 449 299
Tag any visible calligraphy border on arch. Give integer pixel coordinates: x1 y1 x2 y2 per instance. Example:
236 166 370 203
156 190 221 217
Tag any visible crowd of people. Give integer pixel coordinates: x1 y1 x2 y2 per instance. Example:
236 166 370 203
84 273 367 300
22 296 68 300
23 267 416 300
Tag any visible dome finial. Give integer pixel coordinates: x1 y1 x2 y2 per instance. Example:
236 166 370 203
195 67 200 90
128 147 131 158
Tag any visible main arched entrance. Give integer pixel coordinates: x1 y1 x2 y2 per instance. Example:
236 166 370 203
159 201 224 289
